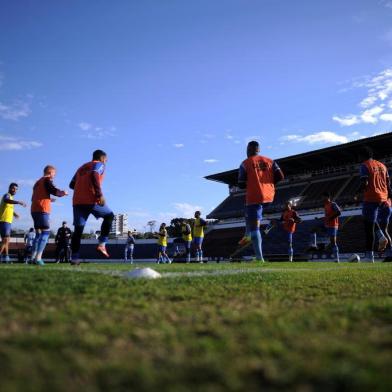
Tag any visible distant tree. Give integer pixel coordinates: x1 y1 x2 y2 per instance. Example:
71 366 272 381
147 220 157 233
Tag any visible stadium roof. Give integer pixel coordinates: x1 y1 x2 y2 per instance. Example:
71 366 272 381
205 132 392 185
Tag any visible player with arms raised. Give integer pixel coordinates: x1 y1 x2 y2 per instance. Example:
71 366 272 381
238 141 284 262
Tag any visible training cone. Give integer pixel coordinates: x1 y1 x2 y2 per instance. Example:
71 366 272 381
125 268 161 279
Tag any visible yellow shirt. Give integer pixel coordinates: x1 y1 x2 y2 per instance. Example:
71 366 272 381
193 218 205 238
158 228 167 247
0 193 14 223
182 223 192 242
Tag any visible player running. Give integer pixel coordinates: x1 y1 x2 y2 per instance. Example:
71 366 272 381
0 183 26 263
238 141 284 262
322 192 341 262
280 201 301 262
181 219 192 263
356 147 392 262
124 230 135 263
193 211 207 263
31 165 68 266
69 150 114 265
156 223 171 264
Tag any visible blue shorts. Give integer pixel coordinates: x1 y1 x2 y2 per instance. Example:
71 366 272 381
31 212 50 230
246 204 263 222
158 245 167 253
0 222 11 237
73 204 113 227
325 227 338 237
378 203 392 226
287 232 293 243
193 237 204 246
362 202 384 224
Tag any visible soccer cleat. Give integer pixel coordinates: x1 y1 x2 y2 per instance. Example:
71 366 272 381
238 236 251 247
96 244 110 258
36 259 45 266
378 236 388 252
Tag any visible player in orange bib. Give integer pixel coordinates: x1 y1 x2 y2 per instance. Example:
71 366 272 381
280 201 301 262
31 165 68 265
238 141 284 262
357 147 392 262
69 150 114 264
323 192 341 262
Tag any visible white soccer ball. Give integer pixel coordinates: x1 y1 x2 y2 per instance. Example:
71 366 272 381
348 253 360 263
125 268 162 279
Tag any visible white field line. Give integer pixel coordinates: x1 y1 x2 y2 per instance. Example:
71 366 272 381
1 265 346 279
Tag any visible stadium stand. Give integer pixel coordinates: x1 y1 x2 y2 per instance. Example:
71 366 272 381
204 132 392 260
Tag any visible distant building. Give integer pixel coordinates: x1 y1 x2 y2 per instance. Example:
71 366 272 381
110 214 129 236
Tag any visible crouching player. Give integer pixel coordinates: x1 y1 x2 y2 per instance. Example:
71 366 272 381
193 211 207 263
70 150 114 265
157 223 171 264
31 165 68 265
280 201 301 262
0 183 26 263
323 192 341 262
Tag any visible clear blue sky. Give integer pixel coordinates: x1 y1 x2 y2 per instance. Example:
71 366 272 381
1 0 392 231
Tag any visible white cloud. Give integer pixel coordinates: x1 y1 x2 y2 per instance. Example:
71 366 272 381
78 122 92 131
0 101 31 121
0 135 42 151
204 159 219 163
380 113 392 121
173 143 184 148
334 68 392 126
173 202 202 218
280 131 349 145
332 115 359 126
78 122 116 139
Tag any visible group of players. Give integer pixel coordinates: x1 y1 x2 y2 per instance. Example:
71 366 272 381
0 142 391 264
236 141 392 263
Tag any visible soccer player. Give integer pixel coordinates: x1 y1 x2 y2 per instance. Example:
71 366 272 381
181 219 192 263
238 141 284 262
377 198 392 262
55 221 72 263
31 165 68 266
356 147 392 262
124 230 135 263
0 183 26 263
193 211 207 263
156 223 171 264
69 150 114 265
24 228 36 263
322 192 341 262
280 201 301 262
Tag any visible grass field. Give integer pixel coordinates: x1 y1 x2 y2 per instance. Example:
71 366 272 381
0 261 391 391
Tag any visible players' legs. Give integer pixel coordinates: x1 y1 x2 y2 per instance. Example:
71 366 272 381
327 228 339 262
91 204 114 256
193 237 203 262
129 244 134 263
31 213 50 265
246 204 263 262
288 232 293 262
71 205 91 262
362 202 379 262
185 241 192 263
378 205 392 260
0 222 11 262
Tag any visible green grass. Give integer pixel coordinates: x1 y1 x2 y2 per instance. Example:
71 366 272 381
0 262 391 391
